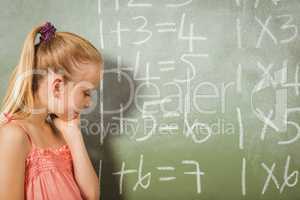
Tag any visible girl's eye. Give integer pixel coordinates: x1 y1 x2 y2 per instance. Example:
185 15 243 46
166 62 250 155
84 91 91 96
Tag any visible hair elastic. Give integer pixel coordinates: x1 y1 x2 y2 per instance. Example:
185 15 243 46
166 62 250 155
39 22 56 43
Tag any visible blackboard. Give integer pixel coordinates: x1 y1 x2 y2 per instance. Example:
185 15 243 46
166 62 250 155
1 0 300 200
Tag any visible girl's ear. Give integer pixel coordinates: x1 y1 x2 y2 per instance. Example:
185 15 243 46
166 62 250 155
52 78 64 98
48 69 65 98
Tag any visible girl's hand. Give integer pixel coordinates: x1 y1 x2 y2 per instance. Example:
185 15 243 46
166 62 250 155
49 113 82 144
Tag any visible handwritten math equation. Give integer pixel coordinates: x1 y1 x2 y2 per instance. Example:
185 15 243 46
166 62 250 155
98 154 299 195
95 0 300 197
95 0 300 145
97 0 298 49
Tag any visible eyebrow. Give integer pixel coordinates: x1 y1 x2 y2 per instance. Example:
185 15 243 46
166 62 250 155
88 85 97 90
86 88 95 91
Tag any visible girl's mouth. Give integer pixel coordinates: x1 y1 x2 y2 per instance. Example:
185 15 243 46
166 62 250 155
73 111 80 118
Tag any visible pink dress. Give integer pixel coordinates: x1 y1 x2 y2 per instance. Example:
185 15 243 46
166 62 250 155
4 114 84 200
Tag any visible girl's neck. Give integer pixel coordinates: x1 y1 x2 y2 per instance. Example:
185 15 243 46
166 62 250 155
26 96 50 128
26 112 48 127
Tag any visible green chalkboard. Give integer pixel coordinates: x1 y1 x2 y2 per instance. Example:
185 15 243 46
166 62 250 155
1 0 300 200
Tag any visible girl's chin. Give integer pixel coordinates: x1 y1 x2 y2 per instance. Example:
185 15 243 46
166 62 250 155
51 111 80 121
72 112 79 119
68 111 79 120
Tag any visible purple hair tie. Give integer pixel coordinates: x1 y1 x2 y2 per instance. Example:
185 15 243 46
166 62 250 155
39 22 56 43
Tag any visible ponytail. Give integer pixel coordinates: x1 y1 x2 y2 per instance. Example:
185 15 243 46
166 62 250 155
0 24 43 125
0 22 103 126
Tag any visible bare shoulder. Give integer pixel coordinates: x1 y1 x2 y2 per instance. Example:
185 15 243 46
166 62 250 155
0 121 31 156
0 121 29 199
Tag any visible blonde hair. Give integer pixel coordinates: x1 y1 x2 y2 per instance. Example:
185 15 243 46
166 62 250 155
0 23 103 125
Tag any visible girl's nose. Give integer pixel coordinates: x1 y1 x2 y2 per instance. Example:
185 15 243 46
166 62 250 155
85 101 92 108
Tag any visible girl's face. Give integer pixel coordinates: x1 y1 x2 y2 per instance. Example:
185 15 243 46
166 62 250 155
48 63 102 121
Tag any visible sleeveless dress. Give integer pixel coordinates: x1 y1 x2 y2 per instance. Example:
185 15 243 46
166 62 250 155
3 114 84 200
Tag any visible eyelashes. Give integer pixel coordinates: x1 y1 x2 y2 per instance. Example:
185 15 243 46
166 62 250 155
83 89 97 97
84 91 91 97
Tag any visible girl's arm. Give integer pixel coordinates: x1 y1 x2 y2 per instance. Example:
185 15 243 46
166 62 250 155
67 130 100 200
0 123 29 200
52 117 100 200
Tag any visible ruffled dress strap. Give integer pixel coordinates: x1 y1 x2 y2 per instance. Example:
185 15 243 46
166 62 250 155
2 113 84 200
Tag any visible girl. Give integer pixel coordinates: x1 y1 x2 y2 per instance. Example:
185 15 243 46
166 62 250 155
0 22 103 199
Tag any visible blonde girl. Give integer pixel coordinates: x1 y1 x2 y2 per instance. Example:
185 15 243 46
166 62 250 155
0 22 103 200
